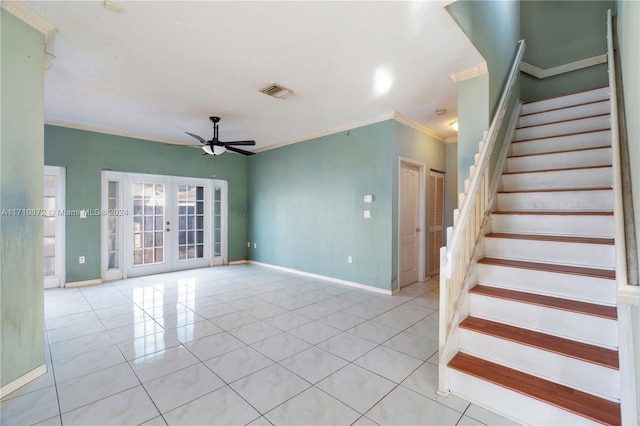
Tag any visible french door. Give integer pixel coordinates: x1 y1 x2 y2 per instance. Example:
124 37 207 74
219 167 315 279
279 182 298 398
101 172 227 280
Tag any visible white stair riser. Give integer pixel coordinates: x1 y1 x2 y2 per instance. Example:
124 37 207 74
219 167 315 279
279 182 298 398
490 214 614 238
507 148 612 173
484 238 615 269
511 130 611 156
522 87 610 115
448 368 601 425
476 264 616 305
469 294 618 348
459 330 620 400
515 115 610 141
519 101 610 128
502 167 612 191
497 190 613 211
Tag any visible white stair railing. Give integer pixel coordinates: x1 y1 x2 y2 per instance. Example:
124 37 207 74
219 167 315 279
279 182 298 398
438 40 525 394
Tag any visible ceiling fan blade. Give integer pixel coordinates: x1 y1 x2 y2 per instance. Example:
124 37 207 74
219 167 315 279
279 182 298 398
222 140 256 146
185 132 206 144
226 146 256 156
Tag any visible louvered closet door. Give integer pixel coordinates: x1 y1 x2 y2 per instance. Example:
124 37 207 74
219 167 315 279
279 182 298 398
429 171 445 276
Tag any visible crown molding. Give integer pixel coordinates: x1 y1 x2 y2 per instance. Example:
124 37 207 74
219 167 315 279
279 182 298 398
448 62 488 82
255 113 395 153
391 112 447 142
520 54 607 79
45 119 194 147
445 137 458 144
1 1 56 42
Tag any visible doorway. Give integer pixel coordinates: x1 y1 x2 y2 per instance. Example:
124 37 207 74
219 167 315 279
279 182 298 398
398 158 426 288
101 172 227 280
44 166 66 288
429 170 445 276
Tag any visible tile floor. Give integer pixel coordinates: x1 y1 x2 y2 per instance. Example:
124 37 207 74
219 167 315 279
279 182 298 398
0 264 514 425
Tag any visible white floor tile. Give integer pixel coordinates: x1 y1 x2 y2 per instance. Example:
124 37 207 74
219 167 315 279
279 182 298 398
0 385 59 426
52 345 125 382
184 331 246 361
251 332 312 362
354 346 422 383
264 311 313 331
57 362 139 413
117 330 181 361
49 330 114 362
61 386 159 425
318 311 366 331
210 310 259 330
317 363 396 414
382 330 438 361
230 364 310 413
163 385 260 425
143 363 225 413
165 320 224 344
265 386 360 426
107 318 165 343
347 320 401 344
401 362 470 413
280 347 348 384
366 385 462 426
464 404 518 425
205 346 274 383
287 321 342 345
129 345 200 383
317 332 378 362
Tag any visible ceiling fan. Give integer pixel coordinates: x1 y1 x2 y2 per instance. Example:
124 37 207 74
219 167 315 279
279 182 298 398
186 116 256 156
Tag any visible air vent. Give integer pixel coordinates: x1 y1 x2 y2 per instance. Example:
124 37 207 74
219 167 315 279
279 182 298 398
260 83 293 99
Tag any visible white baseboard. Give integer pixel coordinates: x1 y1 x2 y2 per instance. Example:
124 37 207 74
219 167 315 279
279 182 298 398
248 261 392 295
0 364 47 399
228 260 249 265
65 278 103 288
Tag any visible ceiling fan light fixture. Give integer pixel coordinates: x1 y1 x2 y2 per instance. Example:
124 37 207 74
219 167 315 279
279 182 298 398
202 145 227 156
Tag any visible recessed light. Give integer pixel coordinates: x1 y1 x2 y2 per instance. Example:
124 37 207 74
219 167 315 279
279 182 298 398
451 121 459 132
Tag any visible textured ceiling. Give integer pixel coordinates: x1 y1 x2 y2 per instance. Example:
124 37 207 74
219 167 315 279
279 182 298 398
25 1 484 151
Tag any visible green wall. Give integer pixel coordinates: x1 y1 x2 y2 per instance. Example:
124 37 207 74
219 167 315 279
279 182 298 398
447 0 521 119
445 142 458 231
616 0 640 418
44 125 248 283
520 1 614 102
1 11 46 388
446 0 520 195
247 122 393 290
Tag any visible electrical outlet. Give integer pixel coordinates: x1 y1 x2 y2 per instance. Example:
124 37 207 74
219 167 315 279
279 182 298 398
348 256 353 264
364 210 371 219
79 256 85 264
253 243 257 249
247 242 251 248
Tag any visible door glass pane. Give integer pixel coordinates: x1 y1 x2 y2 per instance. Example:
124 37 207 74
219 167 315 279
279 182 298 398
133 181 165 266
213 188 221 257
177 185 204 261
107 180 120 270
44 176 57 278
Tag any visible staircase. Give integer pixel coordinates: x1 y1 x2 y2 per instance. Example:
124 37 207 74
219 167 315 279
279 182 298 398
446 87 622 425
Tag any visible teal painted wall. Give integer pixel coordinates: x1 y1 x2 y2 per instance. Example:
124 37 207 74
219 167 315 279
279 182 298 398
446 0 520 194
456 74 490 194
445 142 458 231
1 11 46 387
247 122 394 290
617 0 640 417
391 121 447 283
44 125 248 283
447 0 521 119
520 1 614 102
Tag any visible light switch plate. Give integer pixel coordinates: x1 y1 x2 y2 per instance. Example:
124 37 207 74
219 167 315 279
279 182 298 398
364 195 373 203
364 210 371 218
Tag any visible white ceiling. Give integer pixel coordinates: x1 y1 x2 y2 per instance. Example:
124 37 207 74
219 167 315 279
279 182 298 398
24 1 484 152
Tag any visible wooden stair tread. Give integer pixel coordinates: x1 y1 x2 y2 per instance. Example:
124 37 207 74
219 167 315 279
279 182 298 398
492 210 613 216
478 257 615 279
508 144 611 158
502 164 612 175
513 128 611 143
499 186 612 194
520 99 609 117
460 316 619 369
448 353 621 425
470 284 617 320
486 233 614 245
516 113 610 130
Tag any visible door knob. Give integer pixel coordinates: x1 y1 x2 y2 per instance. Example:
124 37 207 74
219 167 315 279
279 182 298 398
416 227 421 232
166 228 170 232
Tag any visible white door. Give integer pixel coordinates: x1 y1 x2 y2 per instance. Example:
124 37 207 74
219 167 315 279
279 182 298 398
102 172 227 280
399 161 422 287
44 166 65 288
429 171 445 276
